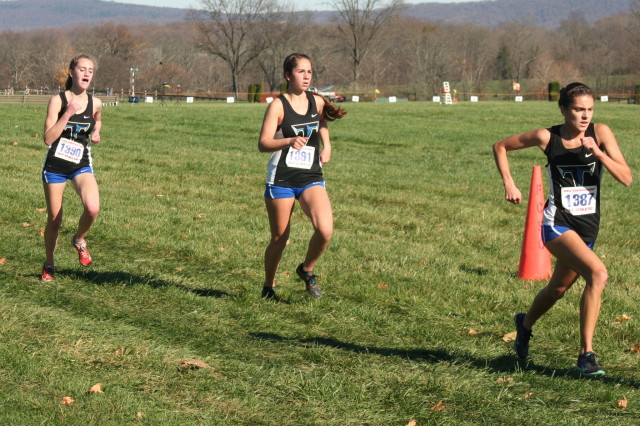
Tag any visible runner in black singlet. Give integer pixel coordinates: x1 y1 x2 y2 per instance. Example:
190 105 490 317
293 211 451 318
41 55 103 281
258 53 346 299
493 83 632 376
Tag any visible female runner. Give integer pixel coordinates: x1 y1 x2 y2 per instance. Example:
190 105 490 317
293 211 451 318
493 82 632 376
41 54 102 280
258 53 346 299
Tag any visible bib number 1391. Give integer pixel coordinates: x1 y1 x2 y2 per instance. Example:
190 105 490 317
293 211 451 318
286 145 315 169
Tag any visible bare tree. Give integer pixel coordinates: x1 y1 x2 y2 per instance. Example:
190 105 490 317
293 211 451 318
190 0 274 98
0 32 36 90
331 0 404 89
256 5 311 92
496 20 545 83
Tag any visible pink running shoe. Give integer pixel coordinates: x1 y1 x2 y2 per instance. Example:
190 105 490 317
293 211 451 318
71 236 92 266
41 262 55 281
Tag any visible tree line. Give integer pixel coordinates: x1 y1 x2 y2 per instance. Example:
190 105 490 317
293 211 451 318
1 0 639 101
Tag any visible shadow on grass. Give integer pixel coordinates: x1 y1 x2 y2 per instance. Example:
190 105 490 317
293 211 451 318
60 269 231 298
250 332 640 387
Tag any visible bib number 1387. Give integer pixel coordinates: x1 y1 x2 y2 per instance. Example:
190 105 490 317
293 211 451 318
561 185 597 215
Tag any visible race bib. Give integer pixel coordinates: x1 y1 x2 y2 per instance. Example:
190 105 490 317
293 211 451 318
54 138 84 164
285 145 315 169
561 185 597 215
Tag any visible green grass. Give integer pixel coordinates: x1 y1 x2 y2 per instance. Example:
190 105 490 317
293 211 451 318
1 100 639 424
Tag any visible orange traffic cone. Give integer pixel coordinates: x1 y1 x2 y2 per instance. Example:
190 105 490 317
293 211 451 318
518 166 552 280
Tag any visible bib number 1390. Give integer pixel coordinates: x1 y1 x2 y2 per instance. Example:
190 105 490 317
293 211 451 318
54 138 84 164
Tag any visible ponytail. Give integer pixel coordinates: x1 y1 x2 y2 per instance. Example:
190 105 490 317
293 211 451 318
315 94 347 121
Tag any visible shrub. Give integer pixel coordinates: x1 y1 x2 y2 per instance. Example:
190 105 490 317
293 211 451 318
548 81 561 102
248 84 256 103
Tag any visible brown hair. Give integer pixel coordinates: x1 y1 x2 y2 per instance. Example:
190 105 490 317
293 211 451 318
65 54 95 90
558 82 594 109
283 52 346 121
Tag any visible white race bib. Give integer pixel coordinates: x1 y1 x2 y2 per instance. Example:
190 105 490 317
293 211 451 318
285 145 315 169
54 138 84 164
561 185 597 215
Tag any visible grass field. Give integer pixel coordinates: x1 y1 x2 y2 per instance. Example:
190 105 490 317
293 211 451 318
1 99 639 424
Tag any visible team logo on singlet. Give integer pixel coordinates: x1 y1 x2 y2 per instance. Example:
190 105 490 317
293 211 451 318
291 122 319 138
64 122 91 139
556 163 596 186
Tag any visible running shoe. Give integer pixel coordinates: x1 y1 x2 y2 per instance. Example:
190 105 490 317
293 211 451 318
514 313 532 359
296 263 322 298
261 286 277 300
41 262 55 281
577 352 605 377
71 236 92 266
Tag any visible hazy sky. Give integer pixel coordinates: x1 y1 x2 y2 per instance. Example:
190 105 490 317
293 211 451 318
115 0 479 12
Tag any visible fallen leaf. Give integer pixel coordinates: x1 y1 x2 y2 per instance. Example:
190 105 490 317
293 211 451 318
430 401 445 412
617 396 628 409
34 133 39 139
182 235 189 240
136 412 143 420
61 396 74 405
523 392 533 398
88 383 104 394
35 208 46 213
468 329 481 335
124 223 131 228
40 228 45 237
115 349 124 356
175 267 184 272
153 194 164 198
181 359 210 370
615 314 631 324
0 258 6 265
378 282 388 289
503 331 517 342
630 343 640 354
406 420 417 426
497 377 514 383
22 222 32 227
601 254 610 258
12 141 19 146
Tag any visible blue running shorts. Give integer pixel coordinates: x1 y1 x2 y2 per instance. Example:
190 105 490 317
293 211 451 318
42 167 93 184
264 181 325 199
542 224 595 249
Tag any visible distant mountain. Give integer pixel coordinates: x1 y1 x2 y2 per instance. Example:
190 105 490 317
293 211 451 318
0 0 634 31
403 0 635 28
0 0 188 31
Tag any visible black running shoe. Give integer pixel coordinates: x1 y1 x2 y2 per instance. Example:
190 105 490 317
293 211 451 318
514 313 532 359
296 263 322 298
577 352 605 377
261 286 277 299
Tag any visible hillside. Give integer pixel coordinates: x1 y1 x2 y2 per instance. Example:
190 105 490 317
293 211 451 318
0 0 188 31
0 0 635 31
406 0 635 28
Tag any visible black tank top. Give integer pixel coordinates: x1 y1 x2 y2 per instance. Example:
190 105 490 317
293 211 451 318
542 123 602 241
43 93 95 174
265 92 323 187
